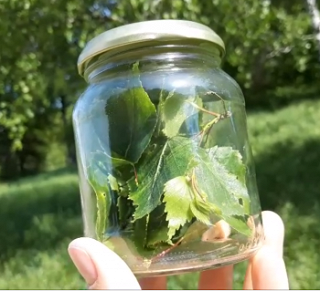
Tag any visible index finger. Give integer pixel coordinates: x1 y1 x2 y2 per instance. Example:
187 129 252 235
244 211 288 289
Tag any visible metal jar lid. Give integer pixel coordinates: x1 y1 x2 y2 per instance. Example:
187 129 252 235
77 19 225 77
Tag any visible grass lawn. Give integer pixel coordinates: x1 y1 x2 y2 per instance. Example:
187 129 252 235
0 99 319 289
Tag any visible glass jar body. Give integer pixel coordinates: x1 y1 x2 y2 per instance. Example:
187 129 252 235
73 44 264 277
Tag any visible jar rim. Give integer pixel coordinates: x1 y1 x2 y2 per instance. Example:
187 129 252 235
77 19 226 77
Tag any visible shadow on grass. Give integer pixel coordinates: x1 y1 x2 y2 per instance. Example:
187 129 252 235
254 138 320 214
0 172 82 263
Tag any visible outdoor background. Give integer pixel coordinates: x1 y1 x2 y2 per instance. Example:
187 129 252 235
0 0 320 289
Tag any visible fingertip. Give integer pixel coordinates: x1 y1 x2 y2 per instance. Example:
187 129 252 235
262 211 285 236
243 211 287 290
68 237 141 290
261 210 285 257
68 237 98 250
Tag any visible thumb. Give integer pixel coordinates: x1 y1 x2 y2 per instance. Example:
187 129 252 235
68 237 141 290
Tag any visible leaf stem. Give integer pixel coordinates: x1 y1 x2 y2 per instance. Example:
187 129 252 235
190 169 206 202
187 100 221 117
150 236 184 262
188 92 231 147
204 90 228 113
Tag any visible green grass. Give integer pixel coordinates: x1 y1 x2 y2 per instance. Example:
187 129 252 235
0 99 319 289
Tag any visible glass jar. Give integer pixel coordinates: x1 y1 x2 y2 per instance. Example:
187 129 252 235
73 20 264 277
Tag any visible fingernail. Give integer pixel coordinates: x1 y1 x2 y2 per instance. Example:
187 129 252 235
69 247 97 286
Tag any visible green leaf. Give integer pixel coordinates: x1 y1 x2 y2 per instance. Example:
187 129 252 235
206 146 250 213
147 226 169 247
90 150 133 171
133 215 149 249
109 152 135 168
190 199 220 226
211 146 247 186
132 204 170 252
145 205 169 247
105 62 157 164
117 195 134 229
160 92 203 138
222 215 249 236
95 190 108 241
163 176 224 242
129 136 198 220
194 147 251 236
163 176 194 240
108 174 119 192
86 162 111 241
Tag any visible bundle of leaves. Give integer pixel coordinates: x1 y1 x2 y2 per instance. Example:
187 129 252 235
86 63 252 257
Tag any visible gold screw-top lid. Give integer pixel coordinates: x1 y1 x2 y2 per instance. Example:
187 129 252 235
77 19 225 77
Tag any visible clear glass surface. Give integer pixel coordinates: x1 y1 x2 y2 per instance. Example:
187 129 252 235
73 44 264 277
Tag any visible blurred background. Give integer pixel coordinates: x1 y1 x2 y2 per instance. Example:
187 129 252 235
0 0 320 289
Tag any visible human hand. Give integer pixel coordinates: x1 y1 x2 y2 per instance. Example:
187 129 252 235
68 211 289 289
